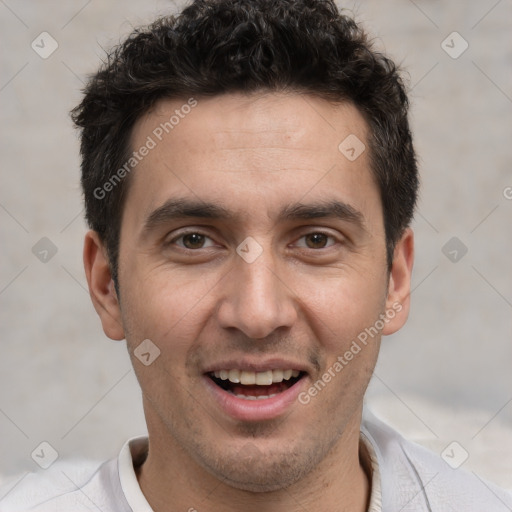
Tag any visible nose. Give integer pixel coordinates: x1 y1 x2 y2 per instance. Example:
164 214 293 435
216 247 297 339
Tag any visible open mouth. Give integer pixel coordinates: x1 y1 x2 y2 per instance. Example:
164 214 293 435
208 369 305 400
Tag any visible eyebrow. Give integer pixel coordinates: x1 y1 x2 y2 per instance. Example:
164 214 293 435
279 200 364 228
143 198 235 233
142 197 366 234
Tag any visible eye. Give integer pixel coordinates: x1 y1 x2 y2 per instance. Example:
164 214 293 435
295 232 337 249
171 232 217 250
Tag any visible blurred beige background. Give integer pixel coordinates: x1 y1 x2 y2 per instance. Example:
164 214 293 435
1 0 511 492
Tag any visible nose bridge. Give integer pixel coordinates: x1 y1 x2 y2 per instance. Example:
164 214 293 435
241 250 280 306
216 237 296 339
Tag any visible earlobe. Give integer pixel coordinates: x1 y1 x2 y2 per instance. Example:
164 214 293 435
83 230 125 340
382 228 414 336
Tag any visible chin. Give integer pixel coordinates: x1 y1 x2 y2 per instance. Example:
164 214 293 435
202 445 319 493
215 465 304 493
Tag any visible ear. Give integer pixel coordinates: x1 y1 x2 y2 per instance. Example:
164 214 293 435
83 230 125 340
382 228 414 336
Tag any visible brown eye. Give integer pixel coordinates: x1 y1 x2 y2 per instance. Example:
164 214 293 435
304 233 330 249
180 233 207 249
167 231 217 251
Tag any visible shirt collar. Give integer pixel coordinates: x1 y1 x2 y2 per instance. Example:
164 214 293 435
118 436 153 512
360 430 383 512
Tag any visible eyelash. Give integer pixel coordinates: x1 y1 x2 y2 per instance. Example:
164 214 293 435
167 230 340 251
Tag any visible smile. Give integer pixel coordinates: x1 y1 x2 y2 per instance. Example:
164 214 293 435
204 366 308 421
209 369 303 399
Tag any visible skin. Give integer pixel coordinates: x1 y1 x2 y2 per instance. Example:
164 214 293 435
84 91 414 512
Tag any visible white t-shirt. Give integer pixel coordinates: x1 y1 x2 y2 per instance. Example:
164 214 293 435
1 409 510 511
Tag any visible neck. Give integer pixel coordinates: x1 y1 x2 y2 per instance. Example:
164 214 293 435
137 410 370 512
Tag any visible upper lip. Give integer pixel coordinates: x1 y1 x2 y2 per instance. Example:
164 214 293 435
203 357 309 374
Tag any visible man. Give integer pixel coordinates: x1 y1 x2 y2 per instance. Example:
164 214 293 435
1 0 510 510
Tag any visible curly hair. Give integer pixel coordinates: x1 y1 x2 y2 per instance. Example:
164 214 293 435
71 0 418 286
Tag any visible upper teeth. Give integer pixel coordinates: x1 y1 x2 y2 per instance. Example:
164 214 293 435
212 369 300 385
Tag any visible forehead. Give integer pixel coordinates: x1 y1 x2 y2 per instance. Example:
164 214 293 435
123 92 379 231
135 91 368 155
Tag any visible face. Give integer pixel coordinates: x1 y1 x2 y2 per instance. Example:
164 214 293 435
85 91 413 492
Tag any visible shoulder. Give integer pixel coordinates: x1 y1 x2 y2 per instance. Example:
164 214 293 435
0 457 129 512
362 408 512 511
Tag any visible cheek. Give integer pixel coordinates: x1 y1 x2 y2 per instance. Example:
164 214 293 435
120 266 221 352
291 269 388 351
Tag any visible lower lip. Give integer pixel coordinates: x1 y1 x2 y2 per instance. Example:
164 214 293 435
203 375 307 422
